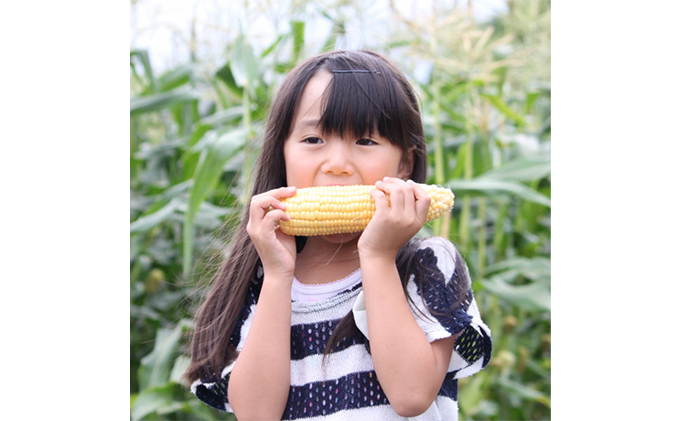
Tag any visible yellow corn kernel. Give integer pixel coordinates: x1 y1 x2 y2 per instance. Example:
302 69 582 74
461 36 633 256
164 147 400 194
278 184 454 236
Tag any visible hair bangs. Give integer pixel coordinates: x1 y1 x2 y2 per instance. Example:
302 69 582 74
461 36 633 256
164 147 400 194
317 67 409 149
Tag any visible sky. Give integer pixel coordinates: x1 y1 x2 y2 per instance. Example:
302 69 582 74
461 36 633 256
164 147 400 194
130 0 509 73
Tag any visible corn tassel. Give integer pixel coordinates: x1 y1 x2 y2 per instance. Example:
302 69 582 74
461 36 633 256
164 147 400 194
278 184 454 236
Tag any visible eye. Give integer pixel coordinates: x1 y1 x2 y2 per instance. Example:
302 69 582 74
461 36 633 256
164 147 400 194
356 138 378 146
302 137 323 144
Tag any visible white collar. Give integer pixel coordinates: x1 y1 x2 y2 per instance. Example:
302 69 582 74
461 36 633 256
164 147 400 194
291 268 362 303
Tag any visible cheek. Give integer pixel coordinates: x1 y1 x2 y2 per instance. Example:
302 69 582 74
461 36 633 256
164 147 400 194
285 159 298 184
284 148 313 185
360 161 401 183
283 141 300 163
369 152 405 178
283 143 295 184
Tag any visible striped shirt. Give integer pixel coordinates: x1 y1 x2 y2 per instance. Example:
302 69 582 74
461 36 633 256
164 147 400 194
191 237 492 420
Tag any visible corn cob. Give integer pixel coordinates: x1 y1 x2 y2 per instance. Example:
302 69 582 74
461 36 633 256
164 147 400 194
278 184 454 236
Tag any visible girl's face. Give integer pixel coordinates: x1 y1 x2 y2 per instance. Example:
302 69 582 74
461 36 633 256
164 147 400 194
283 71 410 190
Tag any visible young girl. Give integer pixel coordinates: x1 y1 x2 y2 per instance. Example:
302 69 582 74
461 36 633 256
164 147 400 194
185 50 491 420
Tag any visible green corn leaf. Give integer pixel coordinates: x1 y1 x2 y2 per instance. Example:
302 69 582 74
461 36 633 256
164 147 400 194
447 178 551 207
170 356 191 385
157 63 194 92
158 180 193 201
138 319 193 390
130 383 177 421
457 372 487 414
186 128 247 218
130 88 201 116
130 198 181 234
130 49 157 92
479 156 551 182
183 128 247 274
231 34 258 91
132 138 184 160
485 256 551 282
498 376 551 408
481 93 526 126
175 200 236 230
525 90 542 114
215 61 242 98
197 105 245 128
481 276 551 311
291 20 305 62
261 34 285 58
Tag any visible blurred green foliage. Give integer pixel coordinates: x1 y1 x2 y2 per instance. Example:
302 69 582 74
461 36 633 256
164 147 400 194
130 1 551 419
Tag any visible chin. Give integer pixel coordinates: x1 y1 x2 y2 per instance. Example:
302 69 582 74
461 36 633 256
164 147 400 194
319 231 361 244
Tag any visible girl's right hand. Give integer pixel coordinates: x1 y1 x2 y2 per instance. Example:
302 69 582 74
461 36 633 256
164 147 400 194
246 186 298 280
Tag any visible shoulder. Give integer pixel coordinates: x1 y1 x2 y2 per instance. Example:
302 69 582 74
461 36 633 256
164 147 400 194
414 236 459 258
402 237 472 318
408 237 467 282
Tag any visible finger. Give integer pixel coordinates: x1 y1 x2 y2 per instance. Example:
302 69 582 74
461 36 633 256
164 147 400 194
408 179 431 221
251 186 297 203
251 196 284 214
392 177 415 213
250 196 283 220
270 185 297 199
252 186 297 213
264 209 290 224
369 187 390 214
247 208 290 238
253 186 296 208
250 200 287 228
377 177 411 212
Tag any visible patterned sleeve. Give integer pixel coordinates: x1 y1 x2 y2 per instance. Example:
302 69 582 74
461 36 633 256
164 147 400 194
190 268 263 412
405 237 492 379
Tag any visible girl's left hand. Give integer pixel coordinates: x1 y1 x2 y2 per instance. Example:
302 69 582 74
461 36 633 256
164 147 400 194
357 177 431 260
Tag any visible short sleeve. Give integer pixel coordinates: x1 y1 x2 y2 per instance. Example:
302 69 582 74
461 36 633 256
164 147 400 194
190 274 262 412
404 237 492 379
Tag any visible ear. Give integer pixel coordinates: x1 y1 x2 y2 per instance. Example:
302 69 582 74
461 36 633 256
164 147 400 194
397 148 415 181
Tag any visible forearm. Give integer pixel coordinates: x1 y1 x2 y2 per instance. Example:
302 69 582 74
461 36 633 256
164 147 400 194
360 256 450 415
228 277 292 419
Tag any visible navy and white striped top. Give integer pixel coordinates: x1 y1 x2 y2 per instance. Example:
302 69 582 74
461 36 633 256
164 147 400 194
191 237 492 420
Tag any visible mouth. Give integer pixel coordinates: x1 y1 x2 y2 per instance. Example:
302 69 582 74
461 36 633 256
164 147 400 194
324 183 352 187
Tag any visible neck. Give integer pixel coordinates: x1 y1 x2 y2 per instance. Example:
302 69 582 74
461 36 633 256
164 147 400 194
294 235 361 284
301 235 360 264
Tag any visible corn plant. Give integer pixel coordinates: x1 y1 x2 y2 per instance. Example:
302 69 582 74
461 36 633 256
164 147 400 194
131 17 341 420
387 2 551 419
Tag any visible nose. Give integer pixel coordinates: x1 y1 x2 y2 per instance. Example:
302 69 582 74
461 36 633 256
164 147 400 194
321 140 353 176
